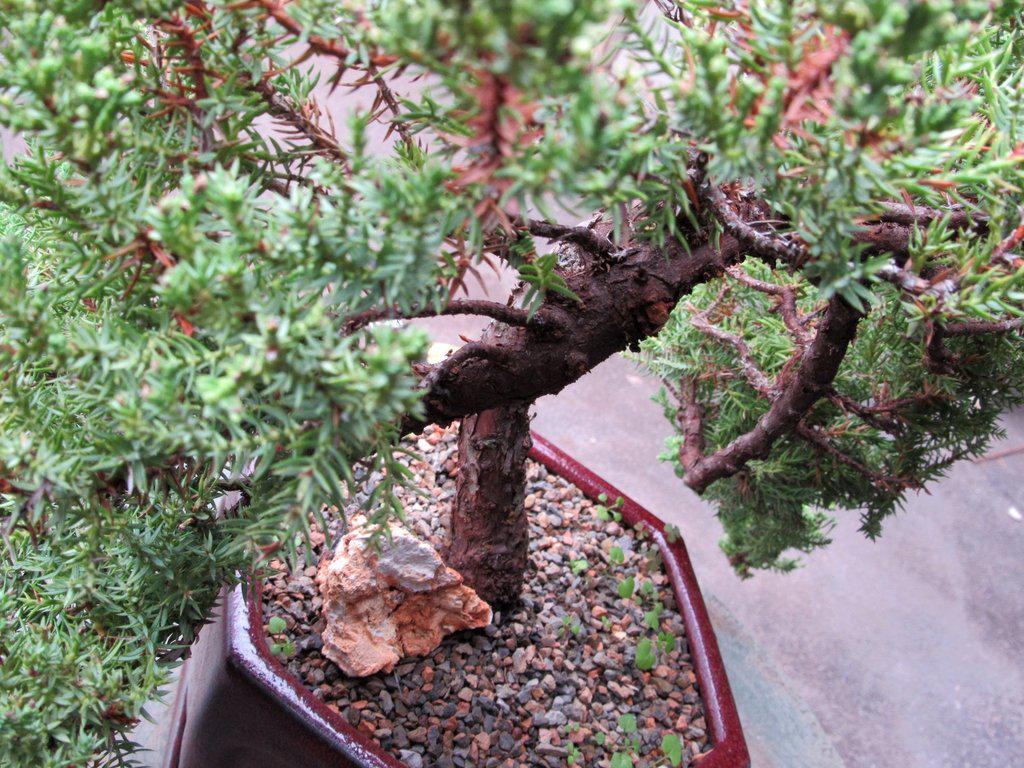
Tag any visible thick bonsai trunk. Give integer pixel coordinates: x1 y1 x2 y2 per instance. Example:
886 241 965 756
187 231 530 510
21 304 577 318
446 404 532 606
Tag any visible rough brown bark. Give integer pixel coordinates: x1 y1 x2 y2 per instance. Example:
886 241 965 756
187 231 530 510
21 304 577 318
405 215 915 435
408 232 748 432
446 404 533 606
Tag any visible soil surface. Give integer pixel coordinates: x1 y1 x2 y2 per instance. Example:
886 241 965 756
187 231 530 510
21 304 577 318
261 424 711 767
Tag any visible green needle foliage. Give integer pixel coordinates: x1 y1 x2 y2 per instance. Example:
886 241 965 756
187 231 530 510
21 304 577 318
0 1 1023 765
639 260 1024 575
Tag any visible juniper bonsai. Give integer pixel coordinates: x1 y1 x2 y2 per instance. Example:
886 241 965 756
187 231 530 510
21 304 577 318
3 1 1024 764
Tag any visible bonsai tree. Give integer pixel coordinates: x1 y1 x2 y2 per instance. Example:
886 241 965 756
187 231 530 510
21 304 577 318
3 0 1024 764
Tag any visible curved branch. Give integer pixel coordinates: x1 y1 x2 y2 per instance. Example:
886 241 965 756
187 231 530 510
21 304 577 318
689 308 774 394
694 157 925 266
251 78 348 167
256 0 393 67
344 299 552 335
407 233 749 431
726 266 810 346
875 202 988 231
945 317 1024 336
365 60 416 152
526 219 615 258
683 296 863 494
796 423 916 493
873 262 950 295
668 378 707 471
827 390 903 435
692 154 807 265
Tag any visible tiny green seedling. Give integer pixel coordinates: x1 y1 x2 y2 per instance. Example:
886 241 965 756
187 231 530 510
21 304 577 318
661 733 683 766
269 639 296 658
617 576 635 600
644 602 664 631
659 630 676 653
560 614 582 637
635 637 657 671
593 493 625 522
664 524 681 543
571 558 589 575
566 742 582 765
644 546 664 573
609 545 626 566
266 615 287 635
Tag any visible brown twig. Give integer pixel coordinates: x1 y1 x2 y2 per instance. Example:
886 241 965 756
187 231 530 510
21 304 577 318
692 153 806 265
254 0 394 67
684 296 863 493
796 423 915 493
251 77 348 167
875 202 988 231
343 299 554 335
872 262 953 296
155 13 216 152
667 378 707 471
924 321 958 373
974 443 1024 463
726 266 810 346
991 208 1024 266
827 390 903 435
365 60 416 152
526 219 615 259
689 302 774 395
944 317 1024 336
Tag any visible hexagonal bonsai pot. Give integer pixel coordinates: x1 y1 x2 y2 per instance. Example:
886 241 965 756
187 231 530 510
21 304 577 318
162 434 750 768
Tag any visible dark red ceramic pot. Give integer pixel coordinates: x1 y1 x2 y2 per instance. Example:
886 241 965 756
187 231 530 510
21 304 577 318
162 434 750 768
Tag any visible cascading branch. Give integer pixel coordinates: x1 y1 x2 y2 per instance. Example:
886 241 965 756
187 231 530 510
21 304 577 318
1 1 1023 765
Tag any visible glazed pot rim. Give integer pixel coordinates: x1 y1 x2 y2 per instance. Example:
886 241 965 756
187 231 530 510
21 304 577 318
226 432 751 768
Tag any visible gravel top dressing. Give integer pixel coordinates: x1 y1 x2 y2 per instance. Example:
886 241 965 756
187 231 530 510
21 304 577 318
261 424 711 767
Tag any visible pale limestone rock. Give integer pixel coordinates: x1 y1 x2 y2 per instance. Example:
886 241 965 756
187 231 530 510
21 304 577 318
316 524 491 677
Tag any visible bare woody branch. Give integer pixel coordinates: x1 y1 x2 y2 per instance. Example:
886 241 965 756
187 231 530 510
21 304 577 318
689 302 774 394
253 0 394 67
692 153 807 265
991 209 1024 266
666 377 707 470
364 61 417 152
827 390 904 435
526 219 615 258
945 317 1024 336
343 299 553 334
874 201 989 231
692 156 932 268
726 266 811 346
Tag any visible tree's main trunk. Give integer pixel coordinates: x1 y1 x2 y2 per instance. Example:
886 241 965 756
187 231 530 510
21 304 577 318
446 404 532 606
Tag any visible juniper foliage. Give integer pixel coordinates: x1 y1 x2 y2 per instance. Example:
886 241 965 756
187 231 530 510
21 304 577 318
1 1 1023 765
